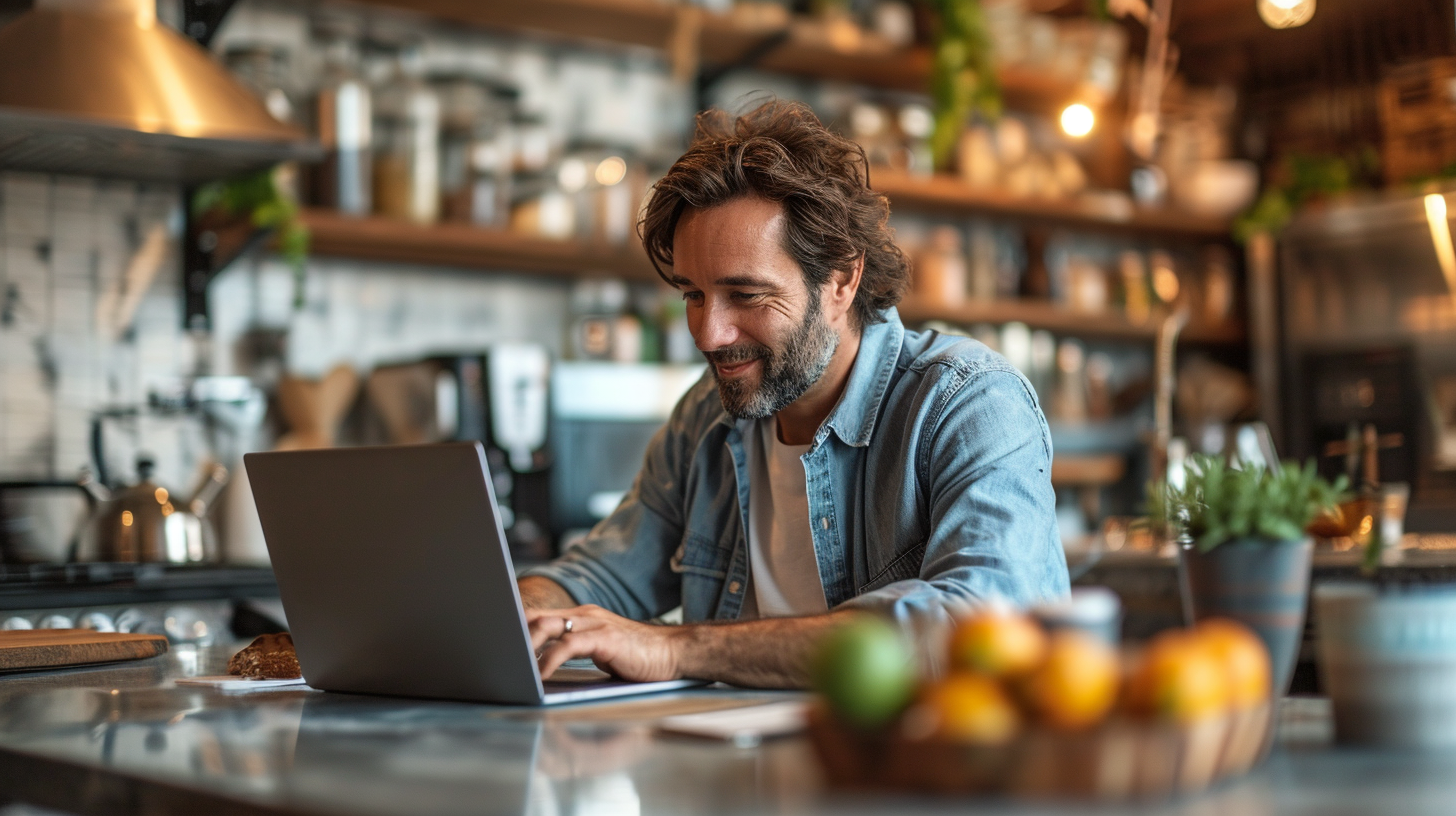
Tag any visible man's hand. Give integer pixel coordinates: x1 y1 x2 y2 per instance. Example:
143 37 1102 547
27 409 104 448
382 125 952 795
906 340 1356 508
524 596 858 688
527 604 683 682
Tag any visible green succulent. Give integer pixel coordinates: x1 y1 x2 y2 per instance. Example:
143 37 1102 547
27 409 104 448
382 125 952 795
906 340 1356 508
192 167 310 308
1149 455 1348 553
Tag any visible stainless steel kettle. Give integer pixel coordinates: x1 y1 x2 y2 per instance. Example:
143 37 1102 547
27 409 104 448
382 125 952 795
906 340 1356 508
98 456 228 564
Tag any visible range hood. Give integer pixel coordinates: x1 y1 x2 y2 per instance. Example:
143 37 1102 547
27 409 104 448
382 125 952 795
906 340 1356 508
0 0 320 184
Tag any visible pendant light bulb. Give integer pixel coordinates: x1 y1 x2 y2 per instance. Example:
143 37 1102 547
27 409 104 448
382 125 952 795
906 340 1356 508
1257 0 1315 29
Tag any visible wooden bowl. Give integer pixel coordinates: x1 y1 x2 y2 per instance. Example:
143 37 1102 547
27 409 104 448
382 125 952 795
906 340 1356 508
808 701 1272 802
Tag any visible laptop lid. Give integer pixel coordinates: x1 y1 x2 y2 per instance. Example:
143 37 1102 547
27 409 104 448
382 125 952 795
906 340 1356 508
246 443 548 704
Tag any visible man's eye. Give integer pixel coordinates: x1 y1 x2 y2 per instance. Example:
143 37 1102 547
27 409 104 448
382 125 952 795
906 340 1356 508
681 291 704 304
730 292 762 303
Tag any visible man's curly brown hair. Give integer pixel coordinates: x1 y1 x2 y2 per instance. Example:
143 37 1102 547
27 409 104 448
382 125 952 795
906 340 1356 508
639 100 910 330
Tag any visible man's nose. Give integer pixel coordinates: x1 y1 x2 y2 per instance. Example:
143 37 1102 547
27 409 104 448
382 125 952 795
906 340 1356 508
691 301 740 352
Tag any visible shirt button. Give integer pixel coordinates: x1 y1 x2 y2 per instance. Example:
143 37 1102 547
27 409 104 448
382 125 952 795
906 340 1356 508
728 581 742 594
821 517 830 530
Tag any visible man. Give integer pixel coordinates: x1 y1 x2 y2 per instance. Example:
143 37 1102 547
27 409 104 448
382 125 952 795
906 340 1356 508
518 100 1068 688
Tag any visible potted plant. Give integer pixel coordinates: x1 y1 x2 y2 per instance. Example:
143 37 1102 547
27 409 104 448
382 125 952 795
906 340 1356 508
1151 455 1346 695
1313 494 1456 748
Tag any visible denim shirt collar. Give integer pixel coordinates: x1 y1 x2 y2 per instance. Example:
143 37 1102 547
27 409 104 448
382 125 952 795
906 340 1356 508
821 307 903 448
713 307 904 449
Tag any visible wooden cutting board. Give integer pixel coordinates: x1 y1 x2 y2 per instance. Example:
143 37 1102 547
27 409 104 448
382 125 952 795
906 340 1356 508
0 629 169 671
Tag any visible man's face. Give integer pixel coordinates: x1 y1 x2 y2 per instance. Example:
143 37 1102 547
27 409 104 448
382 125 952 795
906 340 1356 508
670 197 840 420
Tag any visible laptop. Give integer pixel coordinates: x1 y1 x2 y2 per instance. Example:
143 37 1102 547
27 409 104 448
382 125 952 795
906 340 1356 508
245 442 706 705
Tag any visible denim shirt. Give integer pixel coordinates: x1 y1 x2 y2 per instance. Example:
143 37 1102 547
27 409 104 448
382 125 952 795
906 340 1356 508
523 308 1070 629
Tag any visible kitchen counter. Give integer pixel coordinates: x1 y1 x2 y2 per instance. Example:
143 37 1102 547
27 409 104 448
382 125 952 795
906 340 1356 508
0 648 1454 815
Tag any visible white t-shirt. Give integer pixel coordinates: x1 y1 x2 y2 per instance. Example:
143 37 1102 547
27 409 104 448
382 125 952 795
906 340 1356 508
741 416 828 619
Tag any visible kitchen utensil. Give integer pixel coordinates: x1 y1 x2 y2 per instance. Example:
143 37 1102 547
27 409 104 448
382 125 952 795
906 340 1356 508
1174 160 1259 219
161 463 228 564
0 475 104 563
0 629 168 672
97 455 169 562
365 362 442 445
275 364 359 450
95 457 228 563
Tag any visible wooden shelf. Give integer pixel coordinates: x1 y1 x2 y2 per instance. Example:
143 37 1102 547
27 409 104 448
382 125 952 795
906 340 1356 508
898 297 1245 344
873 171 1234 241
351 0 1077 106
300 210 659 282
299 214 1242 344
1050 454 1126 487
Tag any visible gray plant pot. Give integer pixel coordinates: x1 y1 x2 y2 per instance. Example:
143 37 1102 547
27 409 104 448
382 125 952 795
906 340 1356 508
1315 583 1456 749
1179 537 1313 696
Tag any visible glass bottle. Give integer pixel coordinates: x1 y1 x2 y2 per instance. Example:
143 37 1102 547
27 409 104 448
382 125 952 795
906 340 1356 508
311 24 372 215
371 44 440 224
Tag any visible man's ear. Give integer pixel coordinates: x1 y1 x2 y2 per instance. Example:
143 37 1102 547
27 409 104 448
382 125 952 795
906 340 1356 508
827 253 864 323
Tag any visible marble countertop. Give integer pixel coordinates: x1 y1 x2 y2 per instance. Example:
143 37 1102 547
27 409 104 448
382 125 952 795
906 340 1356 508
0 647 1454 816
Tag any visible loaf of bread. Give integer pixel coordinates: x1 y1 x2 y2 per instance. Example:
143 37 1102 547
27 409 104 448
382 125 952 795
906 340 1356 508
227 633 301 679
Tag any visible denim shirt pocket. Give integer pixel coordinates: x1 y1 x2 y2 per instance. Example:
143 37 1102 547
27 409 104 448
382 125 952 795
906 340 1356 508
670 529 731 621
857 539 928 595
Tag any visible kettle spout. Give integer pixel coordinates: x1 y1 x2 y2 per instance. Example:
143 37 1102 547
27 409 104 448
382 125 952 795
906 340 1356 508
187 464 229 517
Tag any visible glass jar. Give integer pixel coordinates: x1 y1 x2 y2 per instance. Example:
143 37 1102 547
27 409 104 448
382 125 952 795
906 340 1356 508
433 75 517 228
370 44 440 224
311 25 372 215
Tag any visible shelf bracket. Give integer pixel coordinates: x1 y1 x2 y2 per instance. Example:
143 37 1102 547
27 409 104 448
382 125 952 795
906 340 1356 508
178 0 250 331
180 0 241 47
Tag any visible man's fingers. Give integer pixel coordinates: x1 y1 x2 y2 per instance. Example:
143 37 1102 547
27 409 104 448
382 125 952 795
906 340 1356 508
538 632 603 679
528 615 574 652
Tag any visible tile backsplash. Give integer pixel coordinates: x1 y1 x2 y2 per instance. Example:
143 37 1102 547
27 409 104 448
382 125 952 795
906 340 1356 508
0 170 575 484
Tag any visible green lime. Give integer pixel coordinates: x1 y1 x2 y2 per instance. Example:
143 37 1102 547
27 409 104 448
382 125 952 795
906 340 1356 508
811 616 917 729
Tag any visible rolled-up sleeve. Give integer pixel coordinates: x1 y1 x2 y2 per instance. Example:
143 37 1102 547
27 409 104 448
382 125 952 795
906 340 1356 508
519 395 696 620
836 366 1070 628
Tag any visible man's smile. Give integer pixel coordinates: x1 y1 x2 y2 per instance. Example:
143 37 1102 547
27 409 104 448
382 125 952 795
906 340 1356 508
714 358 759 378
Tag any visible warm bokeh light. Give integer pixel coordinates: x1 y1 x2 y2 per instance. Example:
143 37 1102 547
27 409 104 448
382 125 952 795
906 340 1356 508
1257 0 1315 29
155 487 168 504
1425 194 1456 303
1060 104 1095 138
595 156 626 186
557 158 589 193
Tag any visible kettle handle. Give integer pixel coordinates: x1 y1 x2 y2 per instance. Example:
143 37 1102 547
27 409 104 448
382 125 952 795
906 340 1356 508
0 479 102 562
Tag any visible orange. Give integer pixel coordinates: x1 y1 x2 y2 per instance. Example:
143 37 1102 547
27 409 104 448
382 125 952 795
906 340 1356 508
1018 630 1120 730
919 672 1021 744
1194 618 1271 709
1125 629 1230 723
947 610 1048 678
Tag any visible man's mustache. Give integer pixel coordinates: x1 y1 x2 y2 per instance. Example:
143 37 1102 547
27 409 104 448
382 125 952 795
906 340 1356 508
705 343 771 367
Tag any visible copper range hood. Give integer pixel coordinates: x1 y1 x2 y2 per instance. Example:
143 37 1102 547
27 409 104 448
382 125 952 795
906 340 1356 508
0 0 319 184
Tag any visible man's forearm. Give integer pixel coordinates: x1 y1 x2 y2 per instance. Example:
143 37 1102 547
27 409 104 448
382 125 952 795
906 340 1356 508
518 576 575 610
670 611 855 688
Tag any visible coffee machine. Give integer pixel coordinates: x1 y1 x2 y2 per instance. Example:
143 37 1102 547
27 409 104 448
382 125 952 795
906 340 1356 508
445 345 553 563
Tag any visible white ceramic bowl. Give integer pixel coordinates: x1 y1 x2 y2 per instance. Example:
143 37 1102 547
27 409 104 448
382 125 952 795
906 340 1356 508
1174 160 1260 219
1314 583 1456 749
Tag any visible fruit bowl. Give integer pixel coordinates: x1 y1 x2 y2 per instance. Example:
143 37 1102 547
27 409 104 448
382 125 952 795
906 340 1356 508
808 701 1273 801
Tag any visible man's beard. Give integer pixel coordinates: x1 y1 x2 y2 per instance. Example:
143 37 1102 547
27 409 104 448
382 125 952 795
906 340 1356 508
706 293 840 421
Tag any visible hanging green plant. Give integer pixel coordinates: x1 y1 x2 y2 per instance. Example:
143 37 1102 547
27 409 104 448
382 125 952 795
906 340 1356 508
191 166 310 307
926 0 1000 171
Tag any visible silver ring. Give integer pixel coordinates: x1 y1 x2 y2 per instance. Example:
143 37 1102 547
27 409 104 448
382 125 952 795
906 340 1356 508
562 618 574 635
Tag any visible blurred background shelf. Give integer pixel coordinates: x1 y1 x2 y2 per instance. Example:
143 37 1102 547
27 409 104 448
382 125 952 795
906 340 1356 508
873 171 1234 241
898 297 1245 344
353 0 1079 109
300 209 660 281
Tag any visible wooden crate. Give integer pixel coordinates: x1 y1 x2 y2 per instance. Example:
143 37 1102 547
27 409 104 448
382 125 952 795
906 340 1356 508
808 702 1273 802
1380 57 1456 184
